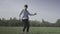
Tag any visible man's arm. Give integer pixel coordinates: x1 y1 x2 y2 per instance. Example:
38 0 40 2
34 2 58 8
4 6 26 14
19 9 23 17
28 11 37 16
19 10 23 19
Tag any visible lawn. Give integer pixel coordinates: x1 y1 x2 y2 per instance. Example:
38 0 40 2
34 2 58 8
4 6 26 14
0 27 60 34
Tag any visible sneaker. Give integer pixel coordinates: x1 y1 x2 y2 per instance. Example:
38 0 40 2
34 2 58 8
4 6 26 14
26 32 29 34
22 32 24 34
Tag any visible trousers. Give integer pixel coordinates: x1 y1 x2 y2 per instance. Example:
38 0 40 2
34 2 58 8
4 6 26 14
22 19 30 32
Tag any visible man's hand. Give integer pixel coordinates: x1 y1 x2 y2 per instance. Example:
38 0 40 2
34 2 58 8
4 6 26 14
34 13 37 15
19 16 22 22
19 16 20 20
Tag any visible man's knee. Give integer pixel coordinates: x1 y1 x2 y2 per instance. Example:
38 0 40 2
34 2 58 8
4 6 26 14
27 25 29 28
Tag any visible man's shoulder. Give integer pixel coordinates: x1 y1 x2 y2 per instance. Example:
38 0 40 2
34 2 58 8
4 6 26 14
21 9 24 12
22 9 24 10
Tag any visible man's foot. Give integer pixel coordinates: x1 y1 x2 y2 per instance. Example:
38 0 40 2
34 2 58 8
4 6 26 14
26 32 29 34
22 32 24 34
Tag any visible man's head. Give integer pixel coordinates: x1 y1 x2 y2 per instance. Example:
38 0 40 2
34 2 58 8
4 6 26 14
24 4 28 10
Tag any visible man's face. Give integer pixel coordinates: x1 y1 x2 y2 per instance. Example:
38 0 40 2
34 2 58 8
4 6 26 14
24 5 28 10
25 7 28 9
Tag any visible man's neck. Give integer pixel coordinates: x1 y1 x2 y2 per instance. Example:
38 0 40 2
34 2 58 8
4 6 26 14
25 9 27 11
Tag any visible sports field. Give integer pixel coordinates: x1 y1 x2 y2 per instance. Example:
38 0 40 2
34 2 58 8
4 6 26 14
0 27 60 34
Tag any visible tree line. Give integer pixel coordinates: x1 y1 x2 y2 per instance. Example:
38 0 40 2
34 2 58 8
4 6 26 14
0 17 60 27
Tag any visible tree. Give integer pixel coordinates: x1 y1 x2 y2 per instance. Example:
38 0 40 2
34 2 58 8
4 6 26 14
56 19 60 27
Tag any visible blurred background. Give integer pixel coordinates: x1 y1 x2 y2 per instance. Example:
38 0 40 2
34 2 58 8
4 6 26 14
0 0 60 27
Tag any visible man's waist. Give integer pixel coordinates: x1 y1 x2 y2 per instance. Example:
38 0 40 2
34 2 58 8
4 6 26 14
22 17 29 19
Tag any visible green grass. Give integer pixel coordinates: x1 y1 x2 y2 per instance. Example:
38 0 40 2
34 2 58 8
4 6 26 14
0 27 60 34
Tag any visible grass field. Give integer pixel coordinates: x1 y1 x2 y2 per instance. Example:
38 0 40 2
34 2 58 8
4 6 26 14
0 27 60 34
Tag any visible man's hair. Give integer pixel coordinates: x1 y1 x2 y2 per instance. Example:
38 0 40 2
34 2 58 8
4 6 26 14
24 4 28 8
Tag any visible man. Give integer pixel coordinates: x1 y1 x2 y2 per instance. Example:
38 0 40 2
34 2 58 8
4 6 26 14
19 4 37 34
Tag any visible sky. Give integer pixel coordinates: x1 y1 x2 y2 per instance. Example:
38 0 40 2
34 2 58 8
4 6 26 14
0 0 60 23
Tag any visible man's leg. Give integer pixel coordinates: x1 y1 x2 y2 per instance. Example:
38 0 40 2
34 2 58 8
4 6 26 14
22 19 27 34
26 20 30 34
23 26 26 32
27 24 29 32
26 24 29 34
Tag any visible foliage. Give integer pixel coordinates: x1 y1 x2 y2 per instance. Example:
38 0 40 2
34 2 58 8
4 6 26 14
0 17 60 27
